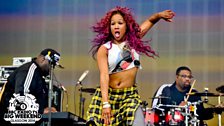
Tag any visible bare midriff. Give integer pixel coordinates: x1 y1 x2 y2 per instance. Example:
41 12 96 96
109 67 138 89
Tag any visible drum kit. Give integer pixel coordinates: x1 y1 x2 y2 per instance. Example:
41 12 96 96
143 100 188 126
76 83 224 126
143 85 224 126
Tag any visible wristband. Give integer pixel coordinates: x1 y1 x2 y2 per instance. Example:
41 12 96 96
103 103 111 109
103 102 109 105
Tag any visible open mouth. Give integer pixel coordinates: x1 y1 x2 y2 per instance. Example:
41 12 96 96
115 31 120 38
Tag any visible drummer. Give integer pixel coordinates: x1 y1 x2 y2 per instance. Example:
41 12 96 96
153 66 213 122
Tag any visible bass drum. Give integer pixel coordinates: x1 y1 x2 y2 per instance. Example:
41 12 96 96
144 108 165 126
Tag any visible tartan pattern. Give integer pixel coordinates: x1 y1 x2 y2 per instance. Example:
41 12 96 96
87 86 142 126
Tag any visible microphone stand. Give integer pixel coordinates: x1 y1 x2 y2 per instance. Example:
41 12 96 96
47 64 54 126
218 95 222 126
78 82 85 118
60 89 63 112
61 87 68 112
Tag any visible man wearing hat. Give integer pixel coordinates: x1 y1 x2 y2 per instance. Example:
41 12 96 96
0 48 61 125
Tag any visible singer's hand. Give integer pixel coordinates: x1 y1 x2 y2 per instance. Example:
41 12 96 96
159 10 175 22
102 107 111 125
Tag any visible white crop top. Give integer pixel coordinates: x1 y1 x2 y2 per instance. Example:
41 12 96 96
103 41 142 74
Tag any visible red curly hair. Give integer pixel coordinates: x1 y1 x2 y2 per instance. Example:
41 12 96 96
90 6 158 59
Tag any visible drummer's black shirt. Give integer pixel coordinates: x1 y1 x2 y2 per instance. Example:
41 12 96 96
161 82 201 105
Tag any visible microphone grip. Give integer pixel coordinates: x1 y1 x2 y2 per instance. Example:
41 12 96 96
76 81 82 86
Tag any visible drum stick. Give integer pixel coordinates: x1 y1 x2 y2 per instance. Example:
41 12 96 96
185 80 196 102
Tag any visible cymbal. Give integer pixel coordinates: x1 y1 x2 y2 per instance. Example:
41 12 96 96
206 107 224 114
187 92 224 97
79 88 96 93
149 96 170 99
216 85 224 93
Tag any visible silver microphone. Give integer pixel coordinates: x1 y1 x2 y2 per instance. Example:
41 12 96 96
61 85 67 92
76 70 89 85
56 62 64 69
57 83 67 92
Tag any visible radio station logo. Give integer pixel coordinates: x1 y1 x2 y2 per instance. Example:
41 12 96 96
4 93 41 124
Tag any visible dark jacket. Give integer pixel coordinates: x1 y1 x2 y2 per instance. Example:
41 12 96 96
0 59 48 117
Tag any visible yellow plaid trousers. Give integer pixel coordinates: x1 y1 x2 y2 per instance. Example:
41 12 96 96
87 86 142 126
